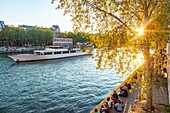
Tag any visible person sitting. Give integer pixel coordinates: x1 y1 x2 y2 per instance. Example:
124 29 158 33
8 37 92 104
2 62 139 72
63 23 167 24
107 97 113 109
100 104 106 113
122 83 128 91
94 108 100 113
127 83 131 90
112 90 119 100
105 102 110 113
112 97 118 104
119 85 128 97
119 87 124 94
100 102 109 113
114 99 124 112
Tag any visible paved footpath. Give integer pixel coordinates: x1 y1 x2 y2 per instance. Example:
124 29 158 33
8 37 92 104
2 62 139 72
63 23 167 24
133 77 168 113
110 85 140 113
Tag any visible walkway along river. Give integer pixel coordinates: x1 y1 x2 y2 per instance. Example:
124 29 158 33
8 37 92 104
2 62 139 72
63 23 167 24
0 55 126 113
90 63 144 113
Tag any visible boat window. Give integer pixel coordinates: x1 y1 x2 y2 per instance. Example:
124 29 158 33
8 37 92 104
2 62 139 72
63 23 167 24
63 51 69 54
45 52 52 55
54 52 61 54
49 46 63 49
70 50 76 53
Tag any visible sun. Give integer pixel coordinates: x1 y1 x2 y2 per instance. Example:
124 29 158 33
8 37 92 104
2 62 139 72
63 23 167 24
135 27 144 36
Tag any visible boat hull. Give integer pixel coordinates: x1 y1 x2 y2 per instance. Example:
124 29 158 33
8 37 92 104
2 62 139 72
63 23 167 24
8 52 92 62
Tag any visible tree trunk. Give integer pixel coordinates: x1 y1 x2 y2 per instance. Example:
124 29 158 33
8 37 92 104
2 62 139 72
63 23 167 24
143 1 153 109
144 46 153 109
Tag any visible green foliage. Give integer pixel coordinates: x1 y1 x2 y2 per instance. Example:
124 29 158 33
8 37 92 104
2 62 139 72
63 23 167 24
53 0 170 109
0 25 53 46
53 0 169 75
0 25 90 46
162 79 168 86
162 104 170 113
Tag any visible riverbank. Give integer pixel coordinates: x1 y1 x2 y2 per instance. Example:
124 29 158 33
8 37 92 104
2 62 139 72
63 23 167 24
90 64 144 113
90 64 169 113
0 50 34 54
0 46 45 54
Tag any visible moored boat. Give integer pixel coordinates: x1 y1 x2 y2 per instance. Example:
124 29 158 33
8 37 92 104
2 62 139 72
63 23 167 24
8 37 94 62
8 46 93 62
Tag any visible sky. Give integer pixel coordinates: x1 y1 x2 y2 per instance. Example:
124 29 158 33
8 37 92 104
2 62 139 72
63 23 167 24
0 0 72 32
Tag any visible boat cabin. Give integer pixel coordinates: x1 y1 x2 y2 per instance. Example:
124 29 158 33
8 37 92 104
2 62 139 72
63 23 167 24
34 46 81 56
49 46 63 49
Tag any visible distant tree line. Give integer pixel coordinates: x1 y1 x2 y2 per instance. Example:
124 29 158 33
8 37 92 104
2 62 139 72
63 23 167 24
0 25 90 47
0 25 53 47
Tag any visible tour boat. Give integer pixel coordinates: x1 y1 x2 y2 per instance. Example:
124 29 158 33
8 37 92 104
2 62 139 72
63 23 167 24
8 46 93 62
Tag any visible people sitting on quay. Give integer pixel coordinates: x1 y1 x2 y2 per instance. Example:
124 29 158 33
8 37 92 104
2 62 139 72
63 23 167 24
99 104 106 113
94 108 100 113
127 83 131 90
114 99 124 112
112 90 119 100
119 84 128 97
107 97 113 109
99 102 110 113
112 96 118 105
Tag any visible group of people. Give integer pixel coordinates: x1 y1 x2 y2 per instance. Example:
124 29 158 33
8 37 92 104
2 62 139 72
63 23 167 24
94 82 131 113
119 82 131 97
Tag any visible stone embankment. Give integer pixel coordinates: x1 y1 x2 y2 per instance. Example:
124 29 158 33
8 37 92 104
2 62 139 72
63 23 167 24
0 50 34 54
0 46 45 54
90 64 144 113
91 61 169 113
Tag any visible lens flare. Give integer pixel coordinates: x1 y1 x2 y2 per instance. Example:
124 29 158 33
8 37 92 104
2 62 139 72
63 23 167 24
136 27 144 36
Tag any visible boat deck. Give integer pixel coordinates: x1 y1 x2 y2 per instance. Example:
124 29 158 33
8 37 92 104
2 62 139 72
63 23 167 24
8 51 91 62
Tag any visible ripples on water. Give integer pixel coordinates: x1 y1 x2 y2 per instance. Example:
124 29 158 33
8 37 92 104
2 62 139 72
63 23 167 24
0 55 125 113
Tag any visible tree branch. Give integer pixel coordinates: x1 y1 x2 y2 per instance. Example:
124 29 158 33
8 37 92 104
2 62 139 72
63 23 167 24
147 0 152 8
121 1 142 22
130 11 142 22
148 0 158 18
84 0 134 32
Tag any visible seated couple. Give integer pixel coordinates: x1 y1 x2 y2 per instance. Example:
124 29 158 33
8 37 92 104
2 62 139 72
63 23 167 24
114 99 124 112
119 83 131 97
99 101 110 113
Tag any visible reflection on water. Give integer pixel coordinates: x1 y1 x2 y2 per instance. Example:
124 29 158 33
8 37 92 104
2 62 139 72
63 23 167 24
0 55 125 113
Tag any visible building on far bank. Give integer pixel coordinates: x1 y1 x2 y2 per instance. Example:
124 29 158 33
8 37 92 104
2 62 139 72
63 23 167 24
53 38 72 49
0 21 5 30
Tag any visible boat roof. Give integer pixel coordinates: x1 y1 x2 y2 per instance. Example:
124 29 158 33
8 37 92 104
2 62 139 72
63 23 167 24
34 49 68 53
34 47 81 53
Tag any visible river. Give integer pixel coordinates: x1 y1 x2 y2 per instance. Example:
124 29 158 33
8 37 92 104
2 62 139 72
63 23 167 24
0 55 125 113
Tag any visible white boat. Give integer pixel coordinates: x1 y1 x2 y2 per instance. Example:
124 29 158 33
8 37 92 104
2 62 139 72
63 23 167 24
8 46 93 62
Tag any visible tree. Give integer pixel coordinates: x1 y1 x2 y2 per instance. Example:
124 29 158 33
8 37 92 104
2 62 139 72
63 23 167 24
52 0 170 109
18 27 27 46
4 25 18 47
0 25 53 47
0 26 7 43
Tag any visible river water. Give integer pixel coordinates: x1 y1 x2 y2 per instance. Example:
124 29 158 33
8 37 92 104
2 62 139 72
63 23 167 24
0 55 125 113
